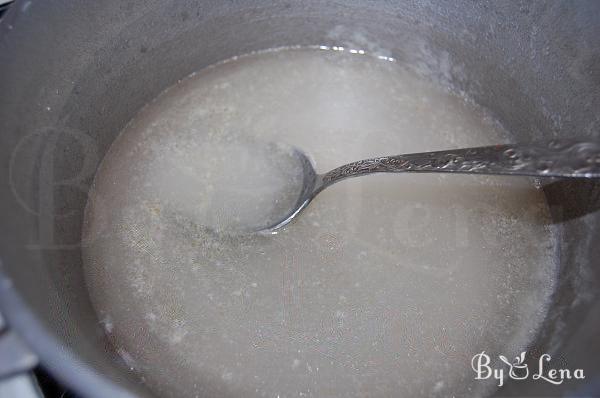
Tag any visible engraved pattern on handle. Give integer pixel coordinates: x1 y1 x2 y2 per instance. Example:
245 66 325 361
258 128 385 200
319 140 600 189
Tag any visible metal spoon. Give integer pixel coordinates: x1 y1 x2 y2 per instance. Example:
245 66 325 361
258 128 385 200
261 139 600 233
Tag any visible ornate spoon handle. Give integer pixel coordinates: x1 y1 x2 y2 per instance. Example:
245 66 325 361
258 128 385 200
319 140 600 190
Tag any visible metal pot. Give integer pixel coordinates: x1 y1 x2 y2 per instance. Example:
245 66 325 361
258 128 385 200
0 1 599 397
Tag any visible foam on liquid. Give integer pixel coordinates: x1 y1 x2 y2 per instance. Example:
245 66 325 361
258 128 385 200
83 48 558 398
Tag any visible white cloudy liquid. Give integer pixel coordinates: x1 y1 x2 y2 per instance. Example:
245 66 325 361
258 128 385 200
82 48 558 398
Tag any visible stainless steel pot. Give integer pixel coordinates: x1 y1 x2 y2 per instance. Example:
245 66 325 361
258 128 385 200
0 1 599 397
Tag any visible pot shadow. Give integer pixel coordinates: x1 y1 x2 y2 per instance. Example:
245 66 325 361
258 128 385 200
543 179 600 223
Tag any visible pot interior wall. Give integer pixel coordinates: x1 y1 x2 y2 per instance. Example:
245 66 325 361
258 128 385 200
0 1 599 397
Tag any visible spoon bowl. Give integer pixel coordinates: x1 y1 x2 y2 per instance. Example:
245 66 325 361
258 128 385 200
260 147 320 233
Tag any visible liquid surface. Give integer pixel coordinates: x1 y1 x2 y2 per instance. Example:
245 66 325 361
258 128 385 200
83 48 558 398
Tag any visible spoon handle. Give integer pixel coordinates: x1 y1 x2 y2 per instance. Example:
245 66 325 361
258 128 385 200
319 140 600 188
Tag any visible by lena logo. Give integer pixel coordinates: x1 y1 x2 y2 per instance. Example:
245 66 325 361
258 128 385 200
471 351 585 387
